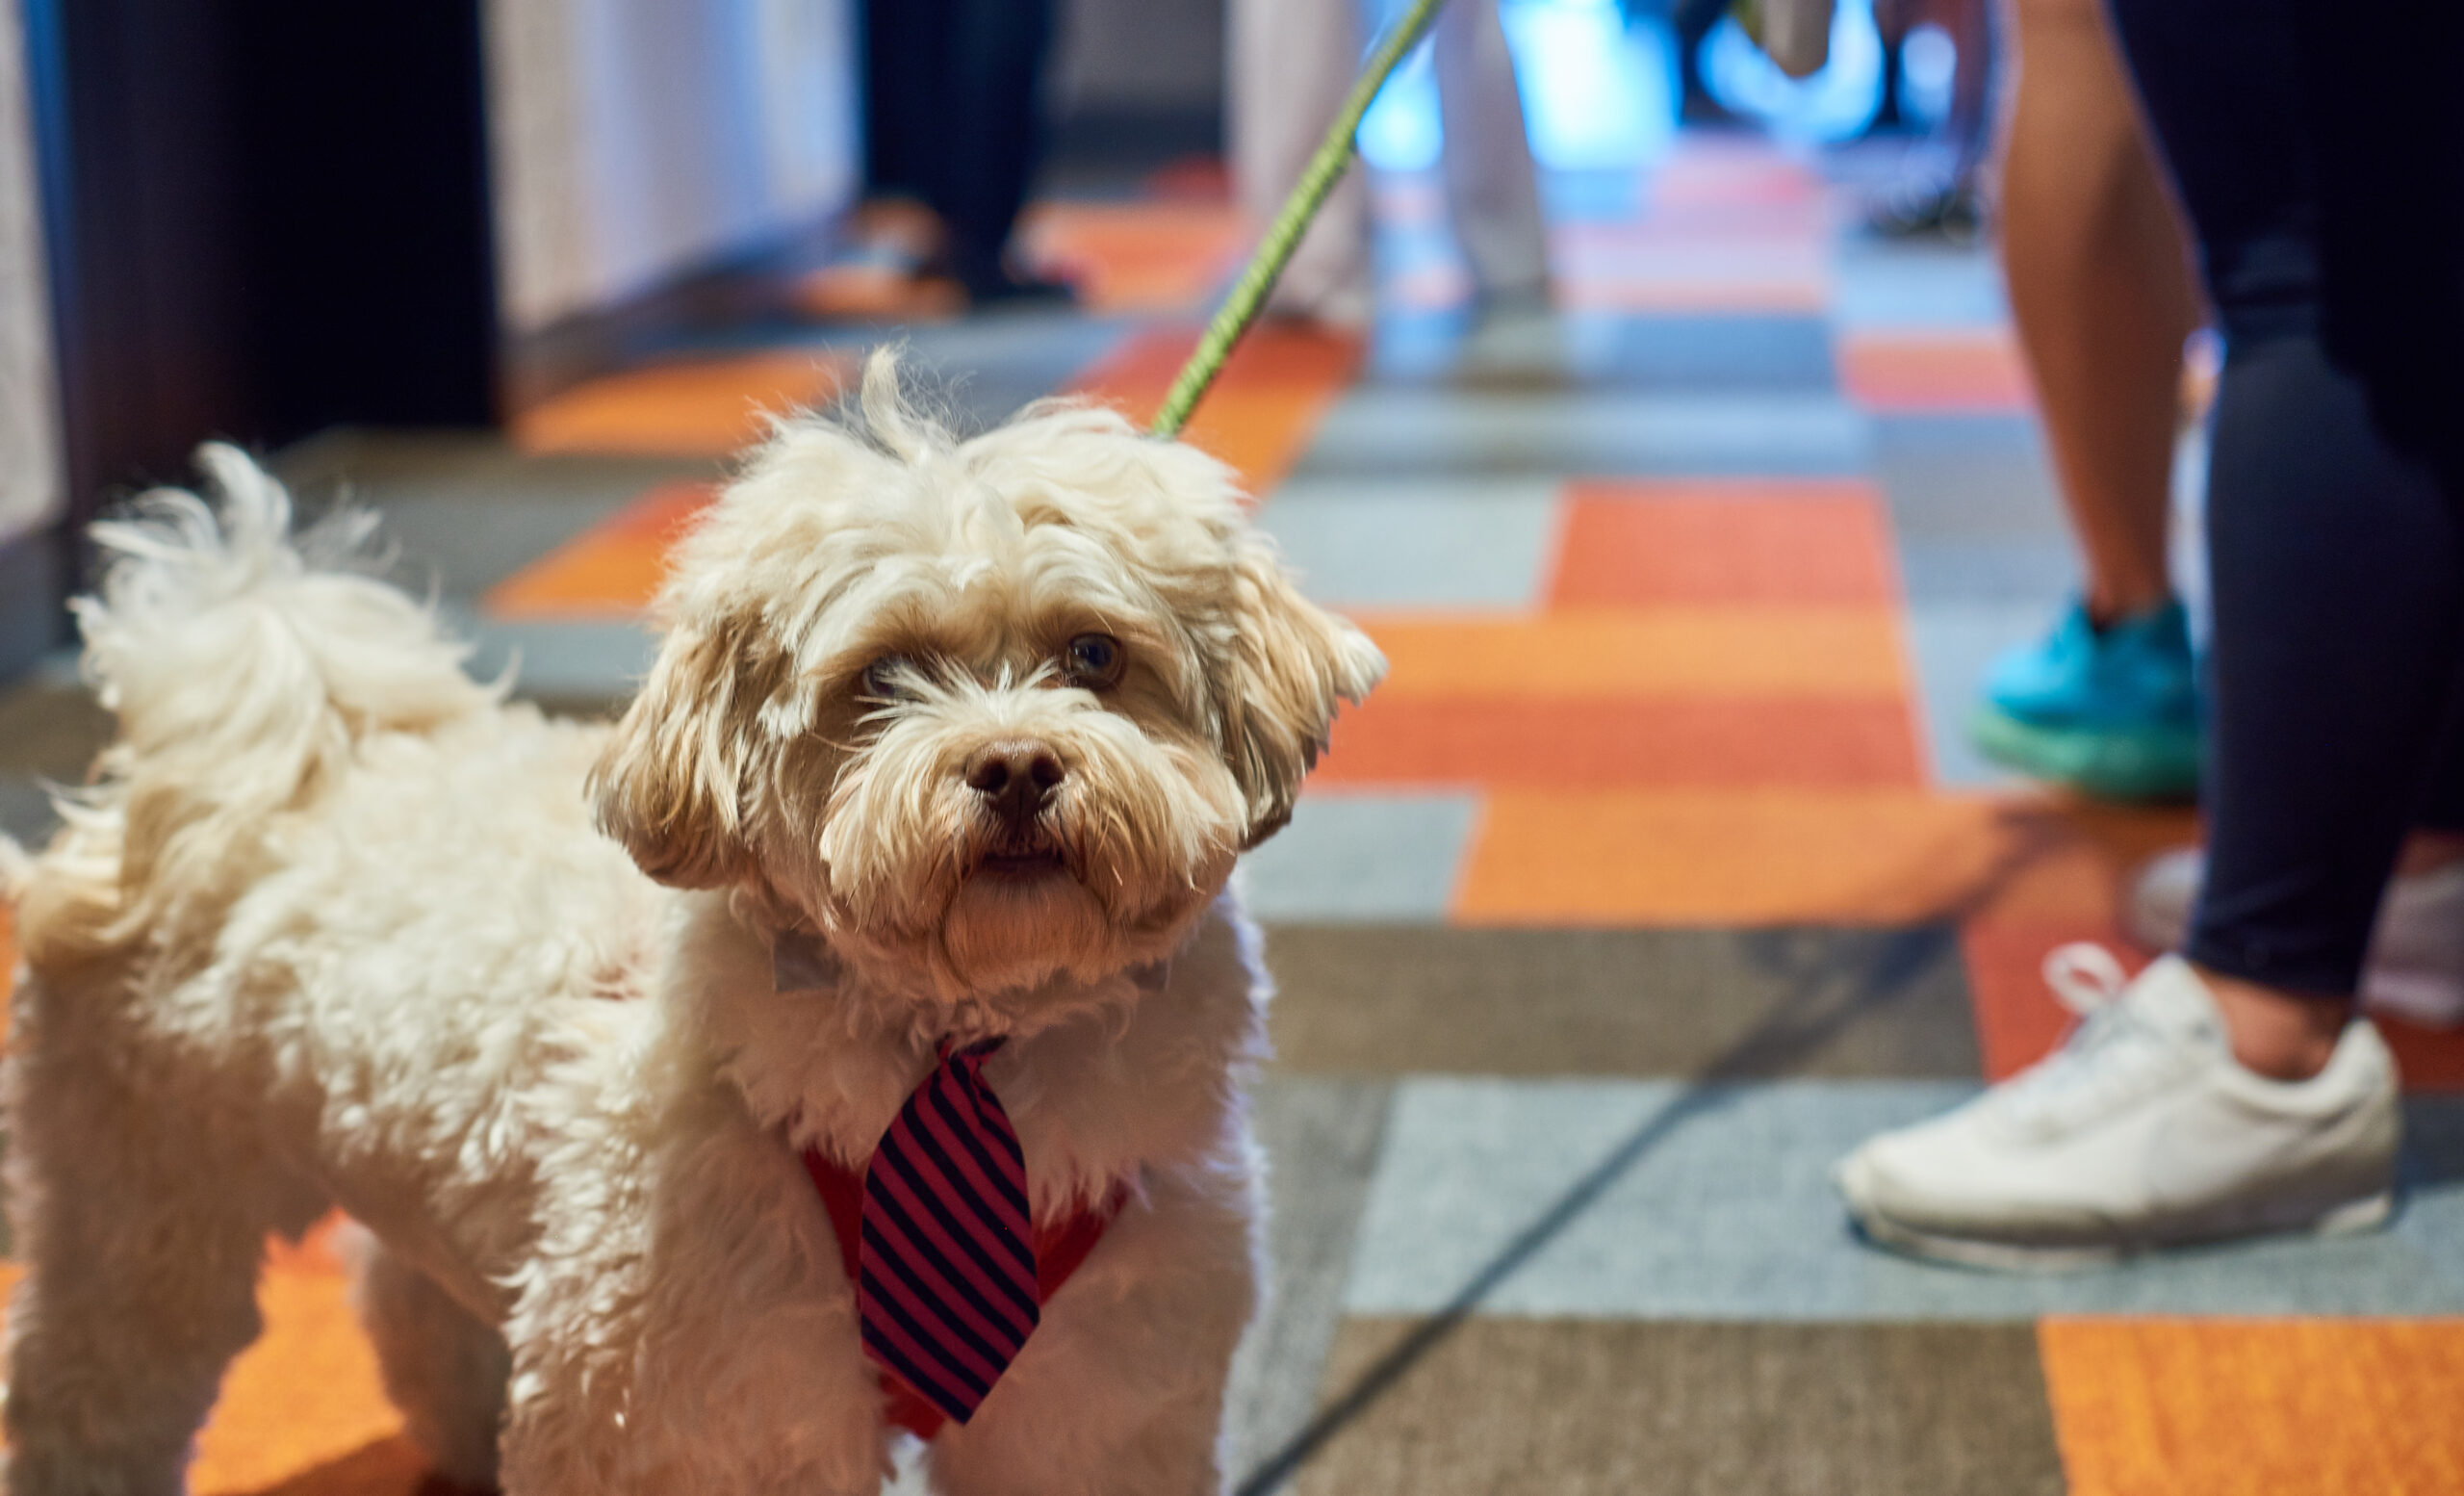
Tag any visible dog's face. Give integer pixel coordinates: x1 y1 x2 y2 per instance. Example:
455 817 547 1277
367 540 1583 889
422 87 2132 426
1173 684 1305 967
591 357 1383 1008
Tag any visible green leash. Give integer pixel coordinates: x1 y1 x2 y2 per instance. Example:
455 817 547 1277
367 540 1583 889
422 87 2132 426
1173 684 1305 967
1149 0 1450 438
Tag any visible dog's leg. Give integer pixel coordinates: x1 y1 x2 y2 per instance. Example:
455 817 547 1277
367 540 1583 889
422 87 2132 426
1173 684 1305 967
346 1228 511 1492
2 992 284 1496
928 1157 1262 1496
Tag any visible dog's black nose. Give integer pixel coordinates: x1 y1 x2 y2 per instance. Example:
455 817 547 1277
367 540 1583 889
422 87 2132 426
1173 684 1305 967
965 741 1065 826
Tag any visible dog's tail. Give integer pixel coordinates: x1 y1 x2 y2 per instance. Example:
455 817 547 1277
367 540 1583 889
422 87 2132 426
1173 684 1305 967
46 445 497 947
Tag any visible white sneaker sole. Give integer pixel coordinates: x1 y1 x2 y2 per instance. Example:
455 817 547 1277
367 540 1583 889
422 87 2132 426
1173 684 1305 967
1845 1188 2397 1275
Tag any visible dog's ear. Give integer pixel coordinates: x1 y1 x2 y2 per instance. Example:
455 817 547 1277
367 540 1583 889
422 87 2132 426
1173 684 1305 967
589 617 777 888
1216 533 1385 848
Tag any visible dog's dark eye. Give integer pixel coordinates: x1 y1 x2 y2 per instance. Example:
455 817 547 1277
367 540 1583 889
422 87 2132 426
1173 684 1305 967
1062 633 1123 688
860 655 913 701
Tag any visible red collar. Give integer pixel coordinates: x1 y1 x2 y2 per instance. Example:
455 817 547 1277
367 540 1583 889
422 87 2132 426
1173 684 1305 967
802 1146 1128 1440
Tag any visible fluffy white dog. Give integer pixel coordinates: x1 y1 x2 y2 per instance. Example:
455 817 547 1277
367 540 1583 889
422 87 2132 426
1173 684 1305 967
0 354 1382 1495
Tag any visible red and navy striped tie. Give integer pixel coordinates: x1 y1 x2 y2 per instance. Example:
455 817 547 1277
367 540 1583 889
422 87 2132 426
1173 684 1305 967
857 1039 1039 1425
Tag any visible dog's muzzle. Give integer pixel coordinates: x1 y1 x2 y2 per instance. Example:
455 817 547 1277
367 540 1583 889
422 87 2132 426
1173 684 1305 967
965 739 1068 875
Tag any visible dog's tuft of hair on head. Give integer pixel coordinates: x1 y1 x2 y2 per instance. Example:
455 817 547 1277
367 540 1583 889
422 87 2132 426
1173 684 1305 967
850 347 951 465
590 348 1384 1008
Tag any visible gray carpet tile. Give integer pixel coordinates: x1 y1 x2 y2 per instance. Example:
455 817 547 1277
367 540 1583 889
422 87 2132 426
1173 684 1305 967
1236 793 1479 923
0 777 58 848
1225 1077 1396 1487
444 609 660 710
1347 1078 2464 1321
272 431 719 599
1830 237 2011 331
0 530 62 684
885 316 1135 430
1293 389 1871 478
1370 311 1838 394
1261 925 1980 1079
1552 313 1840 393
1868 415 2067 545
1258 477 1562 611
0 676 110 782
1902 601 2065 790
1893 537 2083 606
1284 1319 2064 1496
2 669 115 846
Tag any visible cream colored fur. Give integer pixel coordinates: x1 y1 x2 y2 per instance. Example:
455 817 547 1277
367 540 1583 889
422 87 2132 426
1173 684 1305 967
0 354 1383 1496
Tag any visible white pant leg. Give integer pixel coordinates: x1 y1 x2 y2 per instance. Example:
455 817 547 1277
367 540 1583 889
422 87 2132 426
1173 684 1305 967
1228 0 1373 320
1433 0 1550 297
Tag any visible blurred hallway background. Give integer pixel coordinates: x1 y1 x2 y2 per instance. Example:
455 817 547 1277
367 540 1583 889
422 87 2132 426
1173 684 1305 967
5 2 2464 1492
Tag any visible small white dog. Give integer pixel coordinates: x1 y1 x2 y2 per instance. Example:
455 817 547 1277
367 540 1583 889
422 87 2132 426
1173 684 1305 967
0 354 1382 1495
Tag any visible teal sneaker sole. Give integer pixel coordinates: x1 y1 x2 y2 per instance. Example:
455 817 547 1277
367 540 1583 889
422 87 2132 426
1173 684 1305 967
1969 707 2200 802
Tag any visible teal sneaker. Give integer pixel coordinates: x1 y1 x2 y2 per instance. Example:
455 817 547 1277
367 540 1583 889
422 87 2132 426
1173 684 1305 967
1970 598 2202 801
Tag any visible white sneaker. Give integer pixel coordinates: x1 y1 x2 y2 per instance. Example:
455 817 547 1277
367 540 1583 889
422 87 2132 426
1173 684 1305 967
1835 948 2400 1271
2128 848 2464 1027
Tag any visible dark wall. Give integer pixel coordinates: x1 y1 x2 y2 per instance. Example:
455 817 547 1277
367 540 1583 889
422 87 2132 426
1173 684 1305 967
25 0 499 561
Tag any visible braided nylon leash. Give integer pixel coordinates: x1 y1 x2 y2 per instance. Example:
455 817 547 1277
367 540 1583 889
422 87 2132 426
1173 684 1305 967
1149 0 1450 438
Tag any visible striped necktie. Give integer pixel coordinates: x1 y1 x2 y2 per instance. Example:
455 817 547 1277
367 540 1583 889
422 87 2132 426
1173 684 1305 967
857 1038 1040 1425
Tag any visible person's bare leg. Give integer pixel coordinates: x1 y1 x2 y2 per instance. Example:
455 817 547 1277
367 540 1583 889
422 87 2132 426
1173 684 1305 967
2000 0 2199 622
2396 829 2464 877
2197 967 2350 1081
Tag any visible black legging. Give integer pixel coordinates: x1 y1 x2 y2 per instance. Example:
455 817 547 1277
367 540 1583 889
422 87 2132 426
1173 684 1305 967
864 0 1057 291
2107 0 2464 997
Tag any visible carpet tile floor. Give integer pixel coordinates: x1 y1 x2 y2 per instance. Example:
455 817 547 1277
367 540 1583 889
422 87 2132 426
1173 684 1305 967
4 132 2463 1492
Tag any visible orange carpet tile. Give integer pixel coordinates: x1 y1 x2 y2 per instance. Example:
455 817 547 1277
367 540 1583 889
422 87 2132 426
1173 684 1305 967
189 1224 408 1495
485 480 714 620
1021 200 1245 314
2383 1019 2464 1090
1648 133 1828 212
0 1221 418 1496
1402 478 1952 920
1143 157 1233 201
511 349 851 457
1950 796 2464 1087
1317 697 1923 790
1552 245 1831 315
482 322 1357 623
1455 788 2030 925
792 264 967 323
6 921 414 1493
1548 480 1901 608
1067 322 1362 495
2040 1318 2464 1496
1966 916 2464 1092
1942 797 2192 1078
1835 329 2036 414
1551 141 1830 315
1963 918 2154 1081
1361 610 1912 700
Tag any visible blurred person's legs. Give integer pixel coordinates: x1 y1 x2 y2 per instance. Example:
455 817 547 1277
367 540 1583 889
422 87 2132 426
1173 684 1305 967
2119 0 2464 1051
2120 2 2464 1019
1671 0 1732 123
1838 0 2464 1265
2131 761 2464 1028
1432 0 1550 301
1867 0 2001 239
863 0 938 200
925 0 1069 301
1230 0 1547 323
1230 0 1375 322
2000 0 2192 624
1969 0 2203 801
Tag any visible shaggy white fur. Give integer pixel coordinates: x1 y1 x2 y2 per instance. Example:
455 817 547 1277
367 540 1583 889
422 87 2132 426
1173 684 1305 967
0 354 1383 1496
